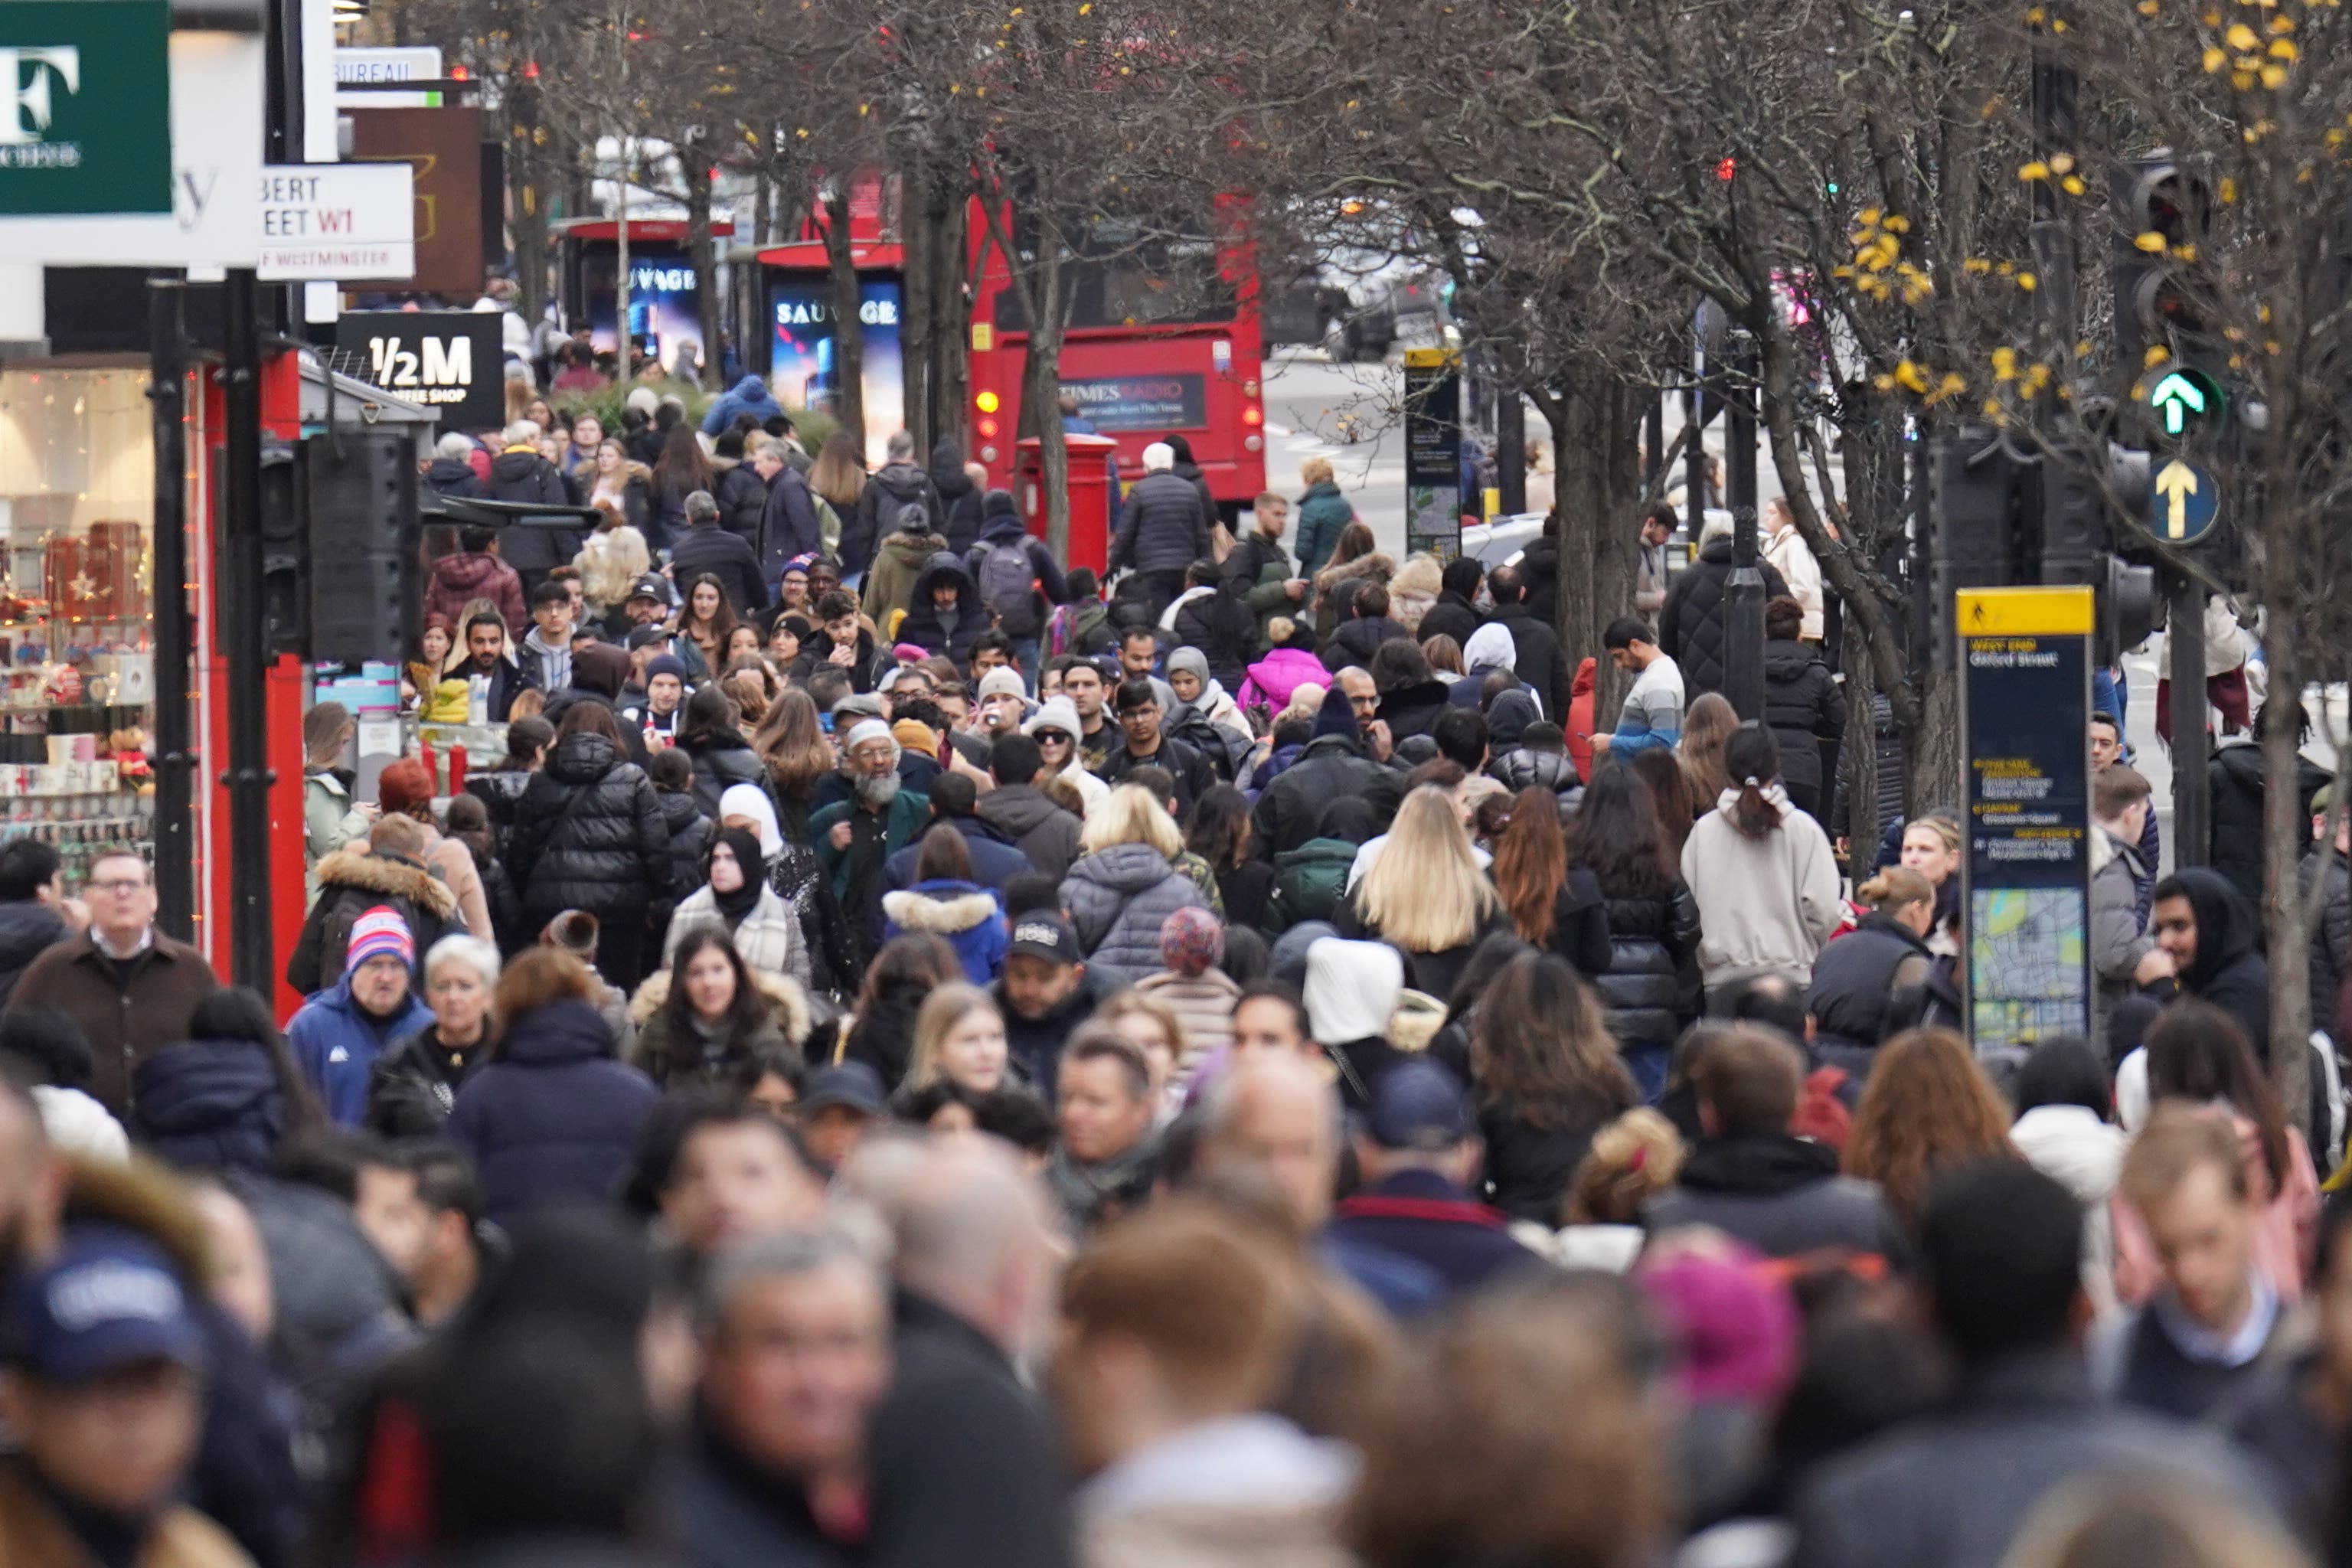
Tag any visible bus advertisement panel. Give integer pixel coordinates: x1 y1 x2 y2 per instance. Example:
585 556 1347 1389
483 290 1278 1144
768 275 906 468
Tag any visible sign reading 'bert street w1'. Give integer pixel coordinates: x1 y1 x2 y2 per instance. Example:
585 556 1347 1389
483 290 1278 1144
0 0 171 215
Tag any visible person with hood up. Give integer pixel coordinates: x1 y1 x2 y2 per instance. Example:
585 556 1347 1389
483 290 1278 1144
1681 724 1844 996
2209 699 2334 906
423 524 527 636
1488 712 1579 802
700 372 783 435
968 488 1069 678
1059 1199 1357 1568
484 419 582 595
1058 785 1212 988
285 814 459 998
899 551 987 668
1165 646 1255 756
2150 867 2274 1056
2007 1036 2128 1319
1250 688 1389 858
1759 596 1843 821
1418 557 1485 649
1805 867 1938 1080
930 436 986 553
848 430 943 581
284 906 435 1125
1238 617 1329 716
1110 443 1214 622
1658 513 1793 699
881 825 1010 984
1368 639 1452 745
661 826 811 987
862 502 950 641
505 702 671 991
422 430 485 500
130 987 323 1174
1451 621 1527 711
448 949 657 1227
1387 552 1443 635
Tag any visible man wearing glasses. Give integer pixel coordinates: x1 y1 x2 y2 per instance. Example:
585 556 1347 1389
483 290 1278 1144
6 851 217 1118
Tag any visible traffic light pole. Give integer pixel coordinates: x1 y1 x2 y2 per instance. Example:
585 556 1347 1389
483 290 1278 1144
146 279 195 943
221 268 276 993
2167 572 2210 867
1724 334 1765 721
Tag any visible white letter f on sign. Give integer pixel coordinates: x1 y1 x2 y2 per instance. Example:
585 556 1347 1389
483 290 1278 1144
0 47 80 145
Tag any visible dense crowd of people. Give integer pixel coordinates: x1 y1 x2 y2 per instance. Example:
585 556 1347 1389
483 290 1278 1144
0 393 2344 1568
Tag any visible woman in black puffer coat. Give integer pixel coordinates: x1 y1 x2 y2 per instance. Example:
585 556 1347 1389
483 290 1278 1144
1760 596 1844 823
674 684 772 819
506 702 671 989
1805 867 1938 1083
1565 763 1701 1101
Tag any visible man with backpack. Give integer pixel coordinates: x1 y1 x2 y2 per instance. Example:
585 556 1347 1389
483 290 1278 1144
968 488 1068 693
847 430 942 582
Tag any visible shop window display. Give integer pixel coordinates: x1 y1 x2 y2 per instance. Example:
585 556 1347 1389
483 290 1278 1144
0 370 156 886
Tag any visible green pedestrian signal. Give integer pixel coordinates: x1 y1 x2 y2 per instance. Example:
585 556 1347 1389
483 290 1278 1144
2144 367 2220 440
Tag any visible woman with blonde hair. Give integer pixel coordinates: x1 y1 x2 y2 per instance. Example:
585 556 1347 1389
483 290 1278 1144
583 438 651 532
1295 454 1358 577
752 686 835 842
575 512 652 619
1842 1027 2018 1233
1388 552 1443 635
1422 633 1465 679
1513 1108 1686 1271
901 981 1016 1095
809 430 868 534
1058 784 1210 986
1337 785 1509 1001
1805 864 1938 1078
1677 691 1740 818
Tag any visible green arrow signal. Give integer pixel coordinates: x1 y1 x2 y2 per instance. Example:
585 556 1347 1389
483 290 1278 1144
2149 371 2209 437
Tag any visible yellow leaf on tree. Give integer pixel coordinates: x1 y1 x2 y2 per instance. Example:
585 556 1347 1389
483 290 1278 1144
1963 257 1993 273
2019 161 2051 181
2018 273 2038 291
1895 361 1929 394
2145 345 2171 368
2262 63 2289 86
2226 21 2259 45
2204 45 2230 70
2062 175 2086 195
2271 37 2298 54
1992 346 2020 381
2135 230 2167 251
2219 177 2239 202
2049 154 2076 174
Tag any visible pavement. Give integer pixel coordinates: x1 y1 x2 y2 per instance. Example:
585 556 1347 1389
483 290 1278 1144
1259 349 1409 554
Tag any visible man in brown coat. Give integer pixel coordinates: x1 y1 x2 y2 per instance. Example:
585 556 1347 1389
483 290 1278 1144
6 851 216 1117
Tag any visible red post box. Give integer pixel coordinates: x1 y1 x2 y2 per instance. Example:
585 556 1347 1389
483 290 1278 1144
1015 433 1122 575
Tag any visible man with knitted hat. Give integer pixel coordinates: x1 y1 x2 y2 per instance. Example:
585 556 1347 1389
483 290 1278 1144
811 720 931 966
285 905 433 1125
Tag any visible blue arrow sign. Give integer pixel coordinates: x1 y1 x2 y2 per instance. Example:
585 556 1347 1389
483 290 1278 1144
2150 457 2221 544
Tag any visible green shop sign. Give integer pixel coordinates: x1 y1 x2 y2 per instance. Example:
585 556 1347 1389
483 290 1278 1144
0 0 171 214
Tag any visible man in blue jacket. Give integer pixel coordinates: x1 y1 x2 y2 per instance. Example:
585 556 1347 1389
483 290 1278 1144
286 906 433 1126
701 374 783 435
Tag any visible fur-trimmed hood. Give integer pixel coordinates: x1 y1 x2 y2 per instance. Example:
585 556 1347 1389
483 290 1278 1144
63 1153 214 1284
312 848 459 920
1388 553 1443 633
627 962 812 1046
1314 549 1395 596
880 880 1001 936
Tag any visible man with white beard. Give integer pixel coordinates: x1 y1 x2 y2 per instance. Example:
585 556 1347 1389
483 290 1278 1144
812 718 933 967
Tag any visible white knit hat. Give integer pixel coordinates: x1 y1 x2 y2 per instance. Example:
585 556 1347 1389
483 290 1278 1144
843 717 897 755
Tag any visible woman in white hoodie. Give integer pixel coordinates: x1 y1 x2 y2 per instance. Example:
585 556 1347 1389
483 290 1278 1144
1680 723 1843 998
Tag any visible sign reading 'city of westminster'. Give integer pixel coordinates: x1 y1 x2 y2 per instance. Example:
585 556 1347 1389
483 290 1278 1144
0 0 171 215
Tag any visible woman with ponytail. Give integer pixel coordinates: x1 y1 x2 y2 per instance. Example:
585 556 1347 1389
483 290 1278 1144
1680 722 1843 999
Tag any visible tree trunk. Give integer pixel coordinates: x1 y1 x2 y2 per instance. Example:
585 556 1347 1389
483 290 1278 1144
1543 374 1644 729
1027 230 1070 559
927 172 971 452
2261 577 2314 1125
1841 609 1880 871
902 154 936 456
685 159 723 391
822 191 867 462
507 77 549 331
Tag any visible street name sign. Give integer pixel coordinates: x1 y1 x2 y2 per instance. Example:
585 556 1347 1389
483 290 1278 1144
257 163 415 280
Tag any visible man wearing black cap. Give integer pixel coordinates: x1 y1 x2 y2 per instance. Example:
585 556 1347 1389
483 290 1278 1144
606 573 672 641
799 1063 887 1174
0 1227 253 1566
1324 1059 1536 1295
995 914 1099 1096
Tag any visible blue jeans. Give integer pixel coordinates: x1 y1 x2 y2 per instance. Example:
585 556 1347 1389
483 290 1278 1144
1011 637 1041 695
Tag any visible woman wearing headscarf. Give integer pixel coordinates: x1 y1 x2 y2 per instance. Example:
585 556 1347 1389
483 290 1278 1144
662 826 811 986
718 782 853 1002
1452 622 1531 712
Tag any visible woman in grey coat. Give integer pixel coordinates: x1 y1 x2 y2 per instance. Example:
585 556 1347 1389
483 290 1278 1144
1056 786 1210 987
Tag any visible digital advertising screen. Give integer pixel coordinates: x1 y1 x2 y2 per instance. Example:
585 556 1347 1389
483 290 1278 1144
581 242 706 366
1057 374 1207 433
769 273 906 467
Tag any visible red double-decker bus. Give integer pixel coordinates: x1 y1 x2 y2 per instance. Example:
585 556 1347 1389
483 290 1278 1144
965 215 1268 526
737 192 1266 531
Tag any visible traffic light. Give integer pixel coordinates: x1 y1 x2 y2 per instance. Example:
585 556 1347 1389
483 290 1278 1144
2111 155 2216 378
1929 422 2027 657
307 433 418 671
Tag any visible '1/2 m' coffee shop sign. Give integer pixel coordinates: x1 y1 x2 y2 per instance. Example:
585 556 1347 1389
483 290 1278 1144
0 0 172 214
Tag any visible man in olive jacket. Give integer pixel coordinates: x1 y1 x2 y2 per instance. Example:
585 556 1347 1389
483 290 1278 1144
6 850 216 1117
